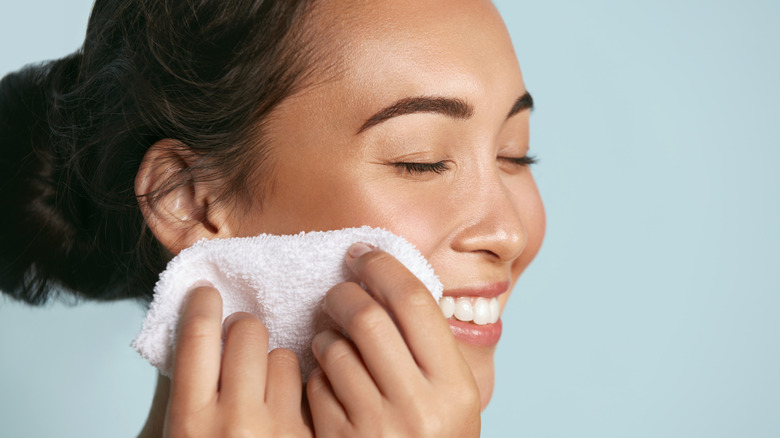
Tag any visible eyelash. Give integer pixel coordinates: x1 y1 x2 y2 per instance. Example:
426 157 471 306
500 155 538 167
393 155 538 175
394 161 450 174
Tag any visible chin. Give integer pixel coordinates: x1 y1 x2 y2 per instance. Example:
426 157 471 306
458 342 497 411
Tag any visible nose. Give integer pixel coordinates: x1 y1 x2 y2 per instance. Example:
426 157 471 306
451 171 527 263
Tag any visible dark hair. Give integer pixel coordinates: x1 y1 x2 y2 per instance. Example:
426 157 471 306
0 0 322 305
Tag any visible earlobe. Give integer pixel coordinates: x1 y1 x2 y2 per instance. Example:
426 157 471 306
135 139 231 255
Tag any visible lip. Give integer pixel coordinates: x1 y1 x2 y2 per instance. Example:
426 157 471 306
443 280 510 298
447 318 503 347
441 281 510 347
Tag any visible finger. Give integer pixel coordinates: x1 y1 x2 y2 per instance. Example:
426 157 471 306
345 244 461 376
306 367 349 434
170 286 223 410
311 329 381 415
219 312 269 405
265 348 303 414
322 282 423 400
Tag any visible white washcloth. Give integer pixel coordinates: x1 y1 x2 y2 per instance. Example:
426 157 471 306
132 226 442 378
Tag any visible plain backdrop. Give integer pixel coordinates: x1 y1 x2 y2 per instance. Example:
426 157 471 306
1 1 779 437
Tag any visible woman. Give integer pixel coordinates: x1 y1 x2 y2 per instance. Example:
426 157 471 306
0 0 544 436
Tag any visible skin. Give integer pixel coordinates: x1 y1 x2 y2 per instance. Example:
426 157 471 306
136 0 544 436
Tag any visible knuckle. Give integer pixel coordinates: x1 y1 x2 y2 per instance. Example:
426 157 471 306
306 371 328 396
178 313 216 343
447 384 481 422
225 314 268 339
398 286 433 311
328 281 362 299
268 348 300 366
399 400 448 437
417 416 446 437
318 337 354 367
347 300 388 335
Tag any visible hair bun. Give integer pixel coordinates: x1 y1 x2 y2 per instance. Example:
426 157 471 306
0 53 89 304
1 0 318 305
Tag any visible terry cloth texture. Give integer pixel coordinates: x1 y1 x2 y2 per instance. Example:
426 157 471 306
132 226 443 378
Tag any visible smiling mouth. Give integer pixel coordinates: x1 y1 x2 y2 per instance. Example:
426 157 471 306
438 296 501 325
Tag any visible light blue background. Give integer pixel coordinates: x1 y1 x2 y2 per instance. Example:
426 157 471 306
1 1 778 437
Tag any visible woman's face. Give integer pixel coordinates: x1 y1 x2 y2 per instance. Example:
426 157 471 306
230 0 545 409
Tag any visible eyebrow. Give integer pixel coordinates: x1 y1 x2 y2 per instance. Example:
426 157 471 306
357 91 534 134
358 96 474 134
507 91 534 118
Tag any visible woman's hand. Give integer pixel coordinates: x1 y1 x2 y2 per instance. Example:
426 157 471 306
306 244 482 437
164 286 312 438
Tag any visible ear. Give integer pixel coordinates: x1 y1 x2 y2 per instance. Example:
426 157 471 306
135 139 234 255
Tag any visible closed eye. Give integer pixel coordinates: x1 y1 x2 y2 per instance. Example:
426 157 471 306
500 155 538 167
393 161 450 175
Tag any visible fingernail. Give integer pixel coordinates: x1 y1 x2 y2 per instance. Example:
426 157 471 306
347 242 373 259
186 279 214 293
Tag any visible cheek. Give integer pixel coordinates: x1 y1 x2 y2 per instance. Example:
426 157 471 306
340 181 453 255
245 162 453 254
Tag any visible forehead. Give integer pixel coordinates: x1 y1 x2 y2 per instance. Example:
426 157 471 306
311 0 521 87
278 0 525 134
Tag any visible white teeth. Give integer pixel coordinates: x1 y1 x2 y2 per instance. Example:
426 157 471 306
439 296 501 325
439 296 455 319
454 298 474 322
489 298 500 324
473 298 491 325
